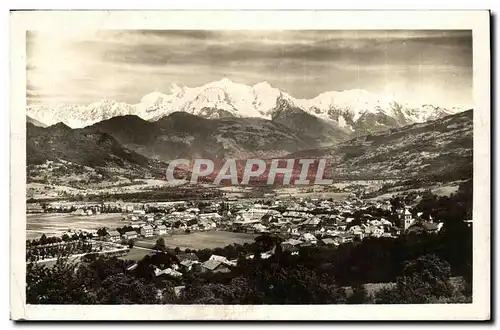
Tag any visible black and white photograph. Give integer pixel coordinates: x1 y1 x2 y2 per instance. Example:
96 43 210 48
10 10 490 320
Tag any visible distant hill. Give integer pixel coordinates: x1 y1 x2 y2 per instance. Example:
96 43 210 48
92 112 317 161
26 122 167 180
288 110 473 182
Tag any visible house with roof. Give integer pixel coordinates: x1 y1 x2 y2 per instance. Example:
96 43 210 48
300 233 318 245
176 252 199 263
133 209 146 216
122 231 138 240
140 225 154 237
106 230 121 242
282 211 314 223
279 223 300 236
209 254 231 264
335 221 348 231
179 259 201 272
334 232 355 244
320 237 338 246
379 218 393 227
198 219 217 231
201 259 231 273
154 267 183 278
407 221 443 235
364 226 384 238
199 212 222 221
281 238 303 252
153 225 168 236
349 225 363 233
397 206 415 233
300 217 322 231
153 219 164 227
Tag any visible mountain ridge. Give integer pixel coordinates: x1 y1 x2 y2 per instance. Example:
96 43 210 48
92 111 318 161
27 79 468 133
26 110 473 188
287 110 473 182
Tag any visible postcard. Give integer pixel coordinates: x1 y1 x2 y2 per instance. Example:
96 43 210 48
10 10 490 320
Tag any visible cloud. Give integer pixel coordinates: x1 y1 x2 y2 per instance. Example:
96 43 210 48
26 30 472 107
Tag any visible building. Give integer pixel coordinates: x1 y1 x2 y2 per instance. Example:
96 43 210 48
176 252 200 264
281 238 303 252
179 260 201 272
201 259 230 273
133 209 146 216
198 219 217 230
407 221 444 234
106 230 121 242
140 225 154 237
122 231 138 240
154 267 183 278
300 233 318 245
397 207 415 233
198 212 222 222
300 217 322 230
320 238 337 246
153 225 168 236
236 208 272 222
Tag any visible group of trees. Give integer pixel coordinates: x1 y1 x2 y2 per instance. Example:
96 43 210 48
26 238 94 262
27 233 94 247
26 224 473 304
26 257 161 304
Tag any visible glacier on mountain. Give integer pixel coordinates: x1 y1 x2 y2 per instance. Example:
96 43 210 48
27 78 468 129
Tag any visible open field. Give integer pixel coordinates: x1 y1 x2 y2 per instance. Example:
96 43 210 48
119 247 155 261
275 189 351 201
135 230 258 250
26 213 131 240
368 182 461 201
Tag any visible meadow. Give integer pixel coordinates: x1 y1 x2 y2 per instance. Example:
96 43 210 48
26 213 130 240
135 230 258 250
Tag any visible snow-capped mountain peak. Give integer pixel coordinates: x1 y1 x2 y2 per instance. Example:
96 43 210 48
27 79 468 129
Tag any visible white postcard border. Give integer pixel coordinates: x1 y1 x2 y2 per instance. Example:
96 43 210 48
10 10 491 321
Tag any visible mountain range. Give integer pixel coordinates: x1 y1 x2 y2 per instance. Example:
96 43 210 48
27 79 466 139
26 109 473 187
25 78 472 188
289 110 473 182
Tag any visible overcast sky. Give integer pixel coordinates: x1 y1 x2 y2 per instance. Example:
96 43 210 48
27 30 473 107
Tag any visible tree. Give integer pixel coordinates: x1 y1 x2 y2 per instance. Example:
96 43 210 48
26 258 92 304
390 197 404 212
374 254 455 304
95 273 159 304
128 239 135 249
347 284 368 304
153 238 166 252
97 228 108 237
39 234 48 245
174 247 181 254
